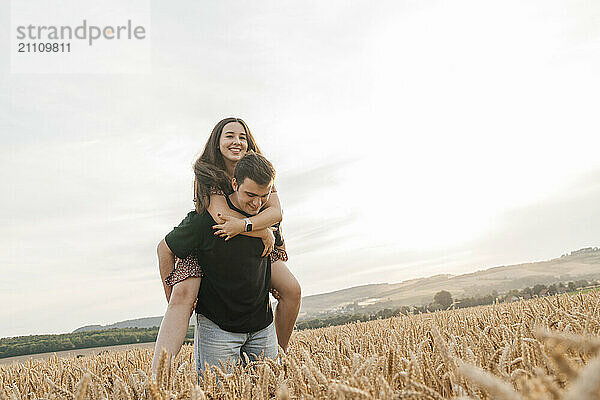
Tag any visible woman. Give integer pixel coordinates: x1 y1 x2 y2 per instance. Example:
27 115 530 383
151 118 301 376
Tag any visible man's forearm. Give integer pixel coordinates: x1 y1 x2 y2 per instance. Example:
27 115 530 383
158 239 176 302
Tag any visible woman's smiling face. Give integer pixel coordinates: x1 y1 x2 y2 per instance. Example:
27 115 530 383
219 121 249 163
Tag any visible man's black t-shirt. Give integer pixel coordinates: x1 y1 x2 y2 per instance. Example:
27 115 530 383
164 207 272 333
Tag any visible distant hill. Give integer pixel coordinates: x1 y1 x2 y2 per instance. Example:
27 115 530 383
74 247 600 332
74 316 198 333
299 246 600 318
73 317 165 333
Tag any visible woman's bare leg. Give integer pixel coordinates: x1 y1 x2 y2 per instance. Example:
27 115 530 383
270 260 301 352
151 277 201 378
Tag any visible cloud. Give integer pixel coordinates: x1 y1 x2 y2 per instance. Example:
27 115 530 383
284 213 359 255
276 157 358 209
467 168 600 264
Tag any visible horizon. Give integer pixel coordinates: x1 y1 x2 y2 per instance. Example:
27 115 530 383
2 245 597 340
2 0 600 338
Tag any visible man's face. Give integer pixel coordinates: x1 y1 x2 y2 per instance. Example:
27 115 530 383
231 177 273 215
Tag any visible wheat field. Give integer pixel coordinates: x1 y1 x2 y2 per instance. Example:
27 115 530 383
2 291 600 399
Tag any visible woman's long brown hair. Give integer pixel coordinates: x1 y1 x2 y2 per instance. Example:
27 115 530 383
193 117 262 213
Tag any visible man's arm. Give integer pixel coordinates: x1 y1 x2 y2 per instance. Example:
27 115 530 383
158 239 176 303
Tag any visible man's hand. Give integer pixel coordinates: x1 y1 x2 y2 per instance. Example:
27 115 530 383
270 288 281 301
212 213 246 241
260 228 277 257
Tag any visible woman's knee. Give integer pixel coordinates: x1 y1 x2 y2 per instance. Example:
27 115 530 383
290 278 301 301
271 262 302 302
279 277 301 303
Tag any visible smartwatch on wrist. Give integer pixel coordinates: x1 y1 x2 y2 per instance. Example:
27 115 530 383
244 218 253 232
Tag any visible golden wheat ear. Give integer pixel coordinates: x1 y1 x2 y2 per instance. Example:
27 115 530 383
562 355 600 400
190 384 207 400
144 380 165 400
275 381 291 400
73 373 91 400
456 360 524 400
535 327 600 355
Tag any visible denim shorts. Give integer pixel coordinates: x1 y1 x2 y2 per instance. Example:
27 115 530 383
194 313 277 375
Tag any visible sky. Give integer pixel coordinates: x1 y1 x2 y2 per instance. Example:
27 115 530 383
1 0 600 338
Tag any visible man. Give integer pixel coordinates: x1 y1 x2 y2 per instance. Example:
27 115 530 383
161 152 278 373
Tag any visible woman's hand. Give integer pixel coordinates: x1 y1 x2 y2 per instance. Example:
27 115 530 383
212 213 246 240
260 228 277 257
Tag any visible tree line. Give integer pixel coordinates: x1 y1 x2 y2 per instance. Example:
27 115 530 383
0 327 194 359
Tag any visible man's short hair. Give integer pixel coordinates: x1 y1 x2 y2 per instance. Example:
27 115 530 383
234 152 276 187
